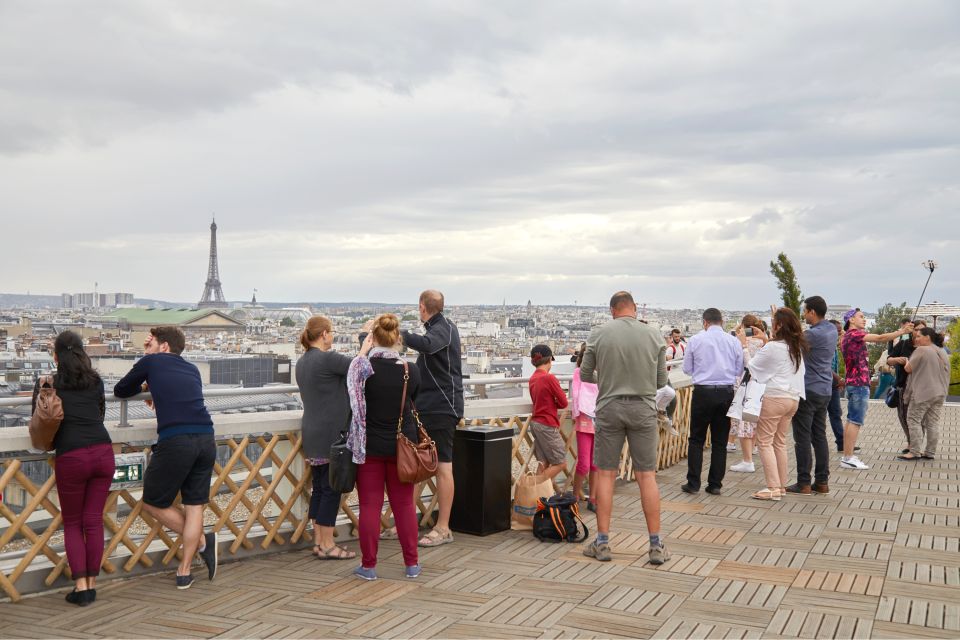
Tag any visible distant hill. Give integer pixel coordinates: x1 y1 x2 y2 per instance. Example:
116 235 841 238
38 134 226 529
0 293 62 308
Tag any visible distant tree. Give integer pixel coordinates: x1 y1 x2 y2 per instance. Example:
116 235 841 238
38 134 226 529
946 319 960 396
867 302 909 369
402 313 419 322
280 316 295 327
769 253 803 315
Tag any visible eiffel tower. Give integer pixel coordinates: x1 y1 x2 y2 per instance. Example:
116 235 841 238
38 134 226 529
198 217 228 308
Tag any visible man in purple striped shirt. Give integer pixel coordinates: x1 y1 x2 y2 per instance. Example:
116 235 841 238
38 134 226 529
682 308 744 495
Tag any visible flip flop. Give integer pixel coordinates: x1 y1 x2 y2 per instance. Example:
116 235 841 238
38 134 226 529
896 454 921 461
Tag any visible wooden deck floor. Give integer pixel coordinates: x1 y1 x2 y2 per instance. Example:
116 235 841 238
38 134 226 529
3 402 960 639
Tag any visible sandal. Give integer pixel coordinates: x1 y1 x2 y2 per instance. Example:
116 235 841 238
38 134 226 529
418 528 454 547
316 545 356 560
380 527 399 540
751 488 781 501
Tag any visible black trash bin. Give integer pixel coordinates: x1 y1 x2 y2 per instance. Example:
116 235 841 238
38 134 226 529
449 425 513 536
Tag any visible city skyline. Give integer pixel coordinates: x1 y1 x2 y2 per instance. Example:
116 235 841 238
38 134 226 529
2 3 958 309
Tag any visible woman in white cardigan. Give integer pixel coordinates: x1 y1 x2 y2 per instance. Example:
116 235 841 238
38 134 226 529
736 307 808 500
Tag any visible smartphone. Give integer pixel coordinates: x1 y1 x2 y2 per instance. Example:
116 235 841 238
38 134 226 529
745 328 754 337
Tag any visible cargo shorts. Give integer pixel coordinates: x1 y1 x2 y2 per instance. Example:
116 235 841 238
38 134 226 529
593 396 659 472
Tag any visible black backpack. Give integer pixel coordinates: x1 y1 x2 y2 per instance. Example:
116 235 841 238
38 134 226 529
532 493 589 543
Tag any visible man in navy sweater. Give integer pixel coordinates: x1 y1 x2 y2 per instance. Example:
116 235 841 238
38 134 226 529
114 326 218 589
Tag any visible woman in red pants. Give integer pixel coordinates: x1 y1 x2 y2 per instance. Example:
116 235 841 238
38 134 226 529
346 314 421 580
33 331 114 606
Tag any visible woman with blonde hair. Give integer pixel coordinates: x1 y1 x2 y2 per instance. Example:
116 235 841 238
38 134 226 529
296 315 356 560
737 308 807 500
346 314 422 580
729 314 767 473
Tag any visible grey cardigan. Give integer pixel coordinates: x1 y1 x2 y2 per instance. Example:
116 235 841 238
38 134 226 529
296 348 352 461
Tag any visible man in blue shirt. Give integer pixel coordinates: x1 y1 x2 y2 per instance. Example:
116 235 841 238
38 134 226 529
786 296 837 495
114 326 218 590
682 308 743 495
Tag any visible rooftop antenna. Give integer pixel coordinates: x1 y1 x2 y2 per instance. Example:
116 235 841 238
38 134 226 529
912 260 938 322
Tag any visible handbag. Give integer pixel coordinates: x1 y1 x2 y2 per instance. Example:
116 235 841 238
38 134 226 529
29 375 64 451
726 372 748 421
328 425 357 493
884 386 900 409
395 362 439 484
741 378 766 423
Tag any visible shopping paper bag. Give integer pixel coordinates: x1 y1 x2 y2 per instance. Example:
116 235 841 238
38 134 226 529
511 472 554 531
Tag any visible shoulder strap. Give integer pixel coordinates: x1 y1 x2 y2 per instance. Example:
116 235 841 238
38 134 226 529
397 361 409 434
569 503 589 542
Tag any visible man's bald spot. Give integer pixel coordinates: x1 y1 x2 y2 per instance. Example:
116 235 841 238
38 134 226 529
609 290 636 313
420 289 445 316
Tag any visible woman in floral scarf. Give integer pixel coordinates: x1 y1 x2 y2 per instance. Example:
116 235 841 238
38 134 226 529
346 314 422 581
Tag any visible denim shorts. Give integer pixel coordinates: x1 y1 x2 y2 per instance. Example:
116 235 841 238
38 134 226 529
845 385 869 427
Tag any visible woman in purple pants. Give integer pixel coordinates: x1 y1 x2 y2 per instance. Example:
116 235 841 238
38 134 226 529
33 331 114 606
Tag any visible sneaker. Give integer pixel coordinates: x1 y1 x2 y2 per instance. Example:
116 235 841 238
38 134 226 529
199 531 218 581
729 461 755 473
840 456 869 470
680 483 699 494
785 483 812 495
705 486 722 496
353 566 378 581
587 501 597 513
176 574 195 590
726 442 738 452
649 544 670 566
405 564 422 579
583 541 612 562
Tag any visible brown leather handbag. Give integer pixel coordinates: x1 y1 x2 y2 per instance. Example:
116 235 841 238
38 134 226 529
30 375 64 451
396 362 439 483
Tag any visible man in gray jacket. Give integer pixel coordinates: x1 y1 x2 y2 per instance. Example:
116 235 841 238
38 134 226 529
580 291 669 565
402 289 464 547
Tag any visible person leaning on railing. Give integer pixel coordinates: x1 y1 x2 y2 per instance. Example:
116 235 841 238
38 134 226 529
296 315 357 560
32 330 114 607
113 325 218 590
346 314 422 581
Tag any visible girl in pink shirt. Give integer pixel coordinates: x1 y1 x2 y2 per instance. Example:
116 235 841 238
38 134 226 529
571 344 599 511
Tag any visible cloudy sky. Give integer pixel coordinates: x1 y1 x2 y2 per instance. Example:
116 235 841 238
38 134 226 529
2 1 959 309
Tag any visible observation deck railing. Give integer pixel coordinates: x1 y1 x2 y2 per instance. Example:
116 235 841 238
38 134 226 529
0 366 691 602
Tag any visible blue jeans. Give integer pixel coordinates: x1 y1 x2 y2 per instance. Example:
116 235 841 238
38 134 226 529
845 385 869 427
828 386 844 448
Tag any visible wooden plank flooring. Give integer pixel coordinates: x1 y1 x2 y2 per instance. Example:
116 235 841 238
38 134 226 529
3 402 960 638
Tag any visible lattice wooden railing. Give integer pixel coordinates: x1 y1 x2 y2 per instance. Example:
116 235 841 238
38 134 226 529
0 389 692 602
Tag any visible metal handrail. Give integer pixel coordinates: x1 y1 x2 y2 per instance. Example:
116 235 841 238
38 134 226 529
0 359 685 426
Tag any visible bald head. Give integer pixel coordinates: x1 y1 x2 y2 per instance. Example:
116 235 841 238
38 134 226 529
609 290 637 318
419 289 445 321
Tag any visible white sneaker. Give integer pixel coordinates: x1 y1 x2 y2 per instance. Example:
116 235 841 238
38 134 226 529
729 461 755 473
726 443 738 452
840 456 869 470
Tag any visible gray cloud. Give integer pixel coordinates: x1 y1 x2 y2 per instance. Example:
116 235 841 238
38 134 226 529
1 1 958 309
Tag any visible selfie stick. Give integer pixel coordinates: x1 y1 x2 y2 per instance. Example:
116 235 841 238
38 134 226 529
911 260 938 322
